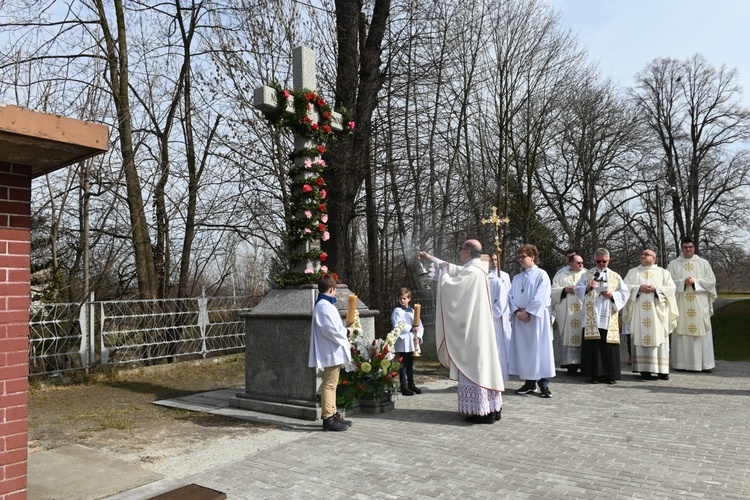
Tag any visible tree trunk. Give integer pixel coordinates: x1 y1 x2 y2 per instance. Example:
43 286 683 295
96 0 157 298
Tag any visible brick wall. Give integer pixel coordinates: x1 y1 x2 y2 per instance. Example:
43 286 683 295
0 162 32 499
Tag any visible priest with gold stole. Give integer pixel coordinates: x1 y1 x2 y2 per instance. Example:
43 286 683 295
574 248 628 384
418 240 504 424
552 254 587 374
667 238 717 372
623 248 679 380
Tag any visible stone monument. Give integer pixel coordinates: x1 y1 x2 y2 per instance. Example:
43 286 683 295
229 47 375 420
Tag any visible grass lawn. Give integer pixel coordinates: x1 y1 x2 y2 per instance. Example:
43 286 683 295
713 299 750 361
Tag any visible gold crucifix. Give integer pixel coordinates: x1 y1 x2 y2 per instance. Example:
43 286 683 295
481 206 510 256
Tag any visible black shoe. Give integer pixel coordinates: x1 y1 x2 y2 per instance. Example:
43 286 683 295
657 373 669 380
333 412 352 427
604 378 616 385
322 416 348 431
515 385 537 395
702 369 713 373
566 365 580 375
495 410 502 421
590 377 599 384
640 372 657 380
465 414 495 424
539 386 552 398
407 383 423 394
400 385 415 396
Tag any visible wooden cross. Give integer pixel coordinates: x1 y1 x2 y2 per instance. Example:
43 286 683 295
254 46 343 275
481 206 510 256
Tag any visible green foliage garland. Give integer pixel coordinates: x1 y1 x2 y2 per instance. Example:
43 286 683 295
259 83 355 286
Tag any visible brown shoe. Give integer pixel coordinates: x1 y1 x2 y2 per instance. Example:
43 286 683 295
322 416 348 431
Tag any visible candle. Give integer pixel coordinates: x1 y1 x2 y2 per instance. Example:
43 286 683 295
413 303 421 327
346 294 357 324
412 303 422 356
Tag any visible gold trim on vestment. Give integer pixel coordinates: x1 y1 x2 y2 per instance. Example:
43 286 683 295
583 269 620 344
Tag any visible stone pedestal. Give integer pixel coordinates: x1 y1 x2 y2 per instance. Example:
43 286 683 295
229 284 377 420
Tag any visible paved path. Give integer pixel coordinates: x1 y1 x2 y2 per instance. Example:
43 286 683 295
109 356 750 500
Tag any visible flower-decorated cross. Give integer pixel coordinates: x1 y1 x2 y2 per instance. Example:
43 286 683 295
254 46 354 285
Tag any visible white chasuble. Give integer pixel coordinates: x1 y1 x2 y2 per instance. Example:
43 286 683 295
551 267 586 347
667 255 717 338
434 258 504 391
623 265 678 348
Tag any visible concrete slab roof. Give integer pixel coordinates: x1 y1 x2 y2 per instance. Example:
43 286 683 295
0 104 109 178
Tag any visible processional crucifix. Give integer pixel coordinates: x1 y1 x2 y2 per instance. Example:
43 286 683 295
254 46 346 275
481 206 510 257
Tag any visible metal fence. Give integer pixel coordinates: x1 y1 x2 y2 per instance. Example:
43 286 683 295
28 293 262 377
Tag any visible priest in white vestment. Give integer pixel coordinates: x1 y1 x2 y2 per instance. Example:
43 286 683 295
552 254 586 374
574 248 628 384
667 238 717 372
623 249 679 380
508 244 555 398
488 252 512 382
418 240 504 423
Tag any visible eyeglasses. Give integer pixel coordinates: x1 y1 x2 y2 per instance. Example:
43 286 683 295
595 260 608 264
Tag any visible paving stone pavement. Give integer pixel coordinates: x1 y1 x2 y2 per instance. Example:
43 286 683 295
126 355 750 500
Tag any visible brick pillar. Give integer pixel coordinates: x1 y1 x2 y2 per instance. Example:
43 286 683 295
0 162 32 499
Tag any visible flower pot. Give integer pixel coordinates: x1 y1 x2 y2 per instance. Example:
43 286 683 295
358 393 396 414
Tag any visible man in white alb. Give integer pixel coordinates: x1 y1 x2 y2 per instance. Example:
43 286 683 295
552 254 586 374
488 251 512 381
667 238 717 372
623 249 678 381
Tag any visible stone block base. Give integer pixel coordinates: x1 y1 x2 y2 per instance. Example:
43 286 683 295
229 393 320 420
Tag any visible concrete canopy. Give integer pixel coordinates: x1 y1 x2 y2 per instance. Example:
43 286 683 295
0 104 109 178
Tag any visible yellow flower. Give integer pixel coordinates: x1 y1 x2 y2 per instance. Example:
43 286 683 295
381 360 391 371
360 362 372 373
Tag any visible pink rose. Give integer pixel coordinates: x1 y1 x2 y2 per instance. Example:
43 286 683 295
304 210 312 219
302 184 312 193
320 189 327 199
303 228 311 234
322 231 330 241
348 121 356 130
321 214 328 223
320 265 328 273
283 90 291 99
304 160 312 169
304 267 314 274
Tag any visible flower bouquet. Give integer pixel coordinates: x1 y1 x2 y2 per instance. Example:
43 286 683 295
337 310 405 409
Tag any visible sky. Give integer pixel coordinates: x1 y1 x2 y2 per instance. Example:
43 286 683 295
550 0 750 100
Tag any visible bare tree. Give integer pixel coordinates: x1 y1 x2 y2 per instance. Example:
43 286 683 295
631 54 750 253
537 75 646 258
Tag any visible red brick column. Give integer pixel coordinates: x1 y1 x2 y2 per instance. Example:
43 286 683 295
0 162 32 499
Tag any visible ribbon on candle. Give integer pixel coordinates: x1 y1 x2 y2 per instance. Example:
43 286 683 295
346 294 357 324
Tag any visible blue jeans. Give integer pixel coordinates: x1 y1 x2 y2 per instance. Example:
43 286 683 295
527 378 549 388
